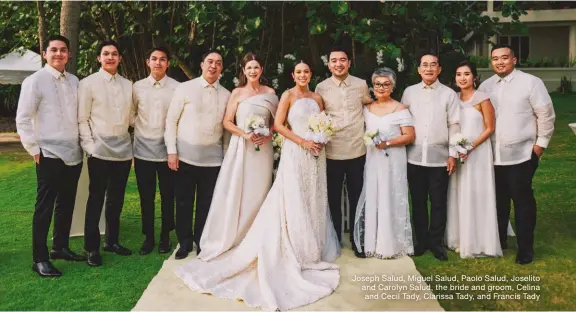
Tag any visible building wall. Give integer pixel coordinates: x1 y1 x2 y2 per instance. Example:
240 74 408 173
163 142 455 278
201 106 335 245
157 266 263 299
528 26 569 59
468 26 570 61
478 67 576 92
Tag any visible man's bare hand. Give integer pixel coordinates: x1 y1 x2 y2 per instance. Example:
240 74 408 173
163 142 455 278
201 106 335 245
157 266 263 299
168 154 179 171
447 157 457 176
533 145 545 157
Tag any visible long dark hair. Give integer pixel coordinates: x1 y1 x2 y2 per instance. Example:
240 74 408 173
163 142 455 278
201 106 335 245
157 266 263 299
238 52 267 87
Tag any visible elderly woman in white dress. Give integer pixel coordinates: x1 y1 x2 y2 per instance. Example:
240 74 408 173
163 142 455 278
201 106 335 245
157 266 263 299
353 67 415 259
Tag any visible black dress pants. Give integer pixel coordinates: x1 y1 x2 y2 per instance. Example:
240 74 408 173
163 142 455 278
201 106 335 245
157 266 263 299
326 155 365 249
32 152 82 262
495 152 539 255
407 164 449 251
174 162 220 251
134 158 175 240
84 157 132 252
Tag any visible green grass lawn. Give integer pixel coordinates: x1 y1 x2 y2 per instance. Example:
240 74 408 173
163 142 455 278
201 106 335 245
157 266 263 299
412 93 576 310
0 153 170 310
0 93 574 310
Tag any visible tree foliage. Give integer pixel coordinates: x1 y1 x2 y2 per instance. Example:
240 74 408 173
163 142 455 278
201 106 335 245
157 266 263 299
1 1 526 111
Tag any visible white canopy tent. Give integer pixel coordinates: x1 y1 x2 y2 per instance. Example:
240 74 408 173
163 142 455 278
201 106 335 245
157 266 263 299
0 48 42 85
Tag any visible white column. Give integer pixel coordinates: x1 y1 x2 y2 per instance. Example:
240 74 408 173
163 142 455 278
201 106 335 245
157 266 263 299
569 24 576 61
488 35 498 56
487 0 494 13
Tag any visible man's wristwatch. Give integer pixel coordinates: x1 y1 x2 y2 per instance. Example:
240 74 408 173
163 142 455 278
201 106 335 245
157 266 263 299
385 141 391 148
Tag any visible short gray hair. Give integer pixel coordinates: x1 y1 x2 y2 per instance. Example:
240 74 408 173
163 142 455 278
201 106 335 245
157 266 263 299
371 67 397 89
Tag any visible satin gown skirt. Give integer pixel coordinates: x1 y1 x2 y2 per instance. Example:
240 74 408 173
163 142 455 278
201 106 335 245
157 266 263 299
175 98 341 311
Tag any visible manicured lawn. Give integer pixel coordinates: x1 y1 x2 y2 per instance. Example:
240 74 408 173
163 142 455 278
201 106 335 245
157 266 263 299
412 93 576 310
0 93 574 310
0 152 170 310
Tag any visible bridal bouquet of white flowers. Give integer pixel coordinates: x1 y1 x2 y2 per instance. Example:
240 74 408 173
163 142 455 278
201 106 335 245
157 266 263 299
245 114 269 151
272 133 284 178
450 133 473 164
304 112 336 157
364 129 389 156
272 133 283 160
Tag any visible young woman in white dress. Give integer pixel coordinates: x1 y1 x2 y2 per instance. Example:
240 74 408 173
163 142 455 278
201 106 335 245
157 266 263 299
353 67 415 259
196 53 279 260
445 60 503 258
174 60 340 311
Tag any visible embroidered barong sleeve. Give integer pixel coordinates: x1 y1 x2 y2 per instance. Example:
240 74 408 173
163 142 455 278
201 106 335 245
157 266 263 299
78 79 95 155
15 77 40 156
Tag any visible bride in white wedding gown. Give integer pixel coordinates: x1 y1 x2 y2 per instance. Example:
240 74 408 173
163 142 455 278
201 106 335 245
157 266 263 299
174 61 341 311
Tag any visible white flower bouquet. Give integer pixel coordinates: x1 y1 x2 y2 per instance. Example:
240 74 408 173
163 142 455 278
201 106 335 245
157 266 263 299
364 129 389 156
304 112 336 157
245 114 270 151
272 133 284 160
272 132 284 178
450 133 473 164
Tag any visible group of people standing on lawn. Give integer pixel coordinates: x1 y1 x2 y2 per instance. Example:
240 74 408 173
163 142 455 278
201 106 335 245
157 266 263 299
18 33 555 311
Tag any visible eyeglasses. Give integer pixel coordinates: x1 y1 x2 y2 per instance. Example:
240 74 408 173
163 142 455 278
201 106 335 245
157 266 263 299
420 63 439 69
373 82 393 89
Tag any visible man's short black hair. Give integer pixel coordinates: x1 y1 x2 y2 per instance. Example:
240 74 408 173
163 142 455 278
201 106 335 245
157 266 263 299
201 49 223 62
490 44 516 57
328 45 351 60
418 51 442 67
97 40 122 56
146 46 171 60
44 35 70 52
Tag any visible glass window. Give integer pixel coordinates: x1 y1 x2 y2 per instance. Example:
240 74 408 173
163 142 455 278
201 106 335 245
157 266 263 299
497 35 530 64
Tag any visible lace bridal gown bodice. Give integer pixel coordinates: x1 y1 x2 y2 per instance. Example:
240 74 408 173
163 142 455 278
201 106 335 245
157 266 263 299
288 98 318 135
175 97 341 311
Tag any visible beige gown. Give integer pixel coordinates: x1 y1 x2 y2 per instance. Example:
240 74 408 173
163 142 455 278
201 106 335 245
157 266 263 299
197 93 278 261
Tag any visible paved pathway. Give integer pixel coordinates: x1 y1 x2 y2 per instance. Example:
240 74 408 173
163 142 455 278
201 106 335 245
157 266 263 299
133 238 443 311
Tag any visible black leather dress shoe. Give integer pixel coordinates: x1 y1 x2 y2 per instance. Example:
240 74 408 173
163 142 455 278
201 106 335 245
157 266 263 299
412 245 427 257
32 261 62 277
140 239 155 255
353 248 366 258
175 247 190 260
103 243 132 256
431 246 448 261
87 251 102 267
50 248 87 262
158 239 172 254
516 252 533 265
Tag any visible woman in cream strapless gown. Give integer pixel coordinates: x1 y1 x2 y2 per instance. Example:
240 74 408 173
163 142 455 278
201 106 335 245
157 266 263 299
197 53 278 261
175 61 340 311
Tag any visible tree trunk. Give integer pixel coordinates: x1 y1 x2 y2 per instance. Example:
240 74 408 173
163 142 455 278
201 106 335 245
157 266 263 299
280 2 285 56
36 0 47 65
60 1 81 74
172 54 195 80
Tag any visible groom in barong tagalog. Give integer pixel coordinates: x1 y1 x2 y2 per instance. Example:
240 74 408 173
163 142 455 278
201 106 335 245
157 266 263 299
315 46 372 258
